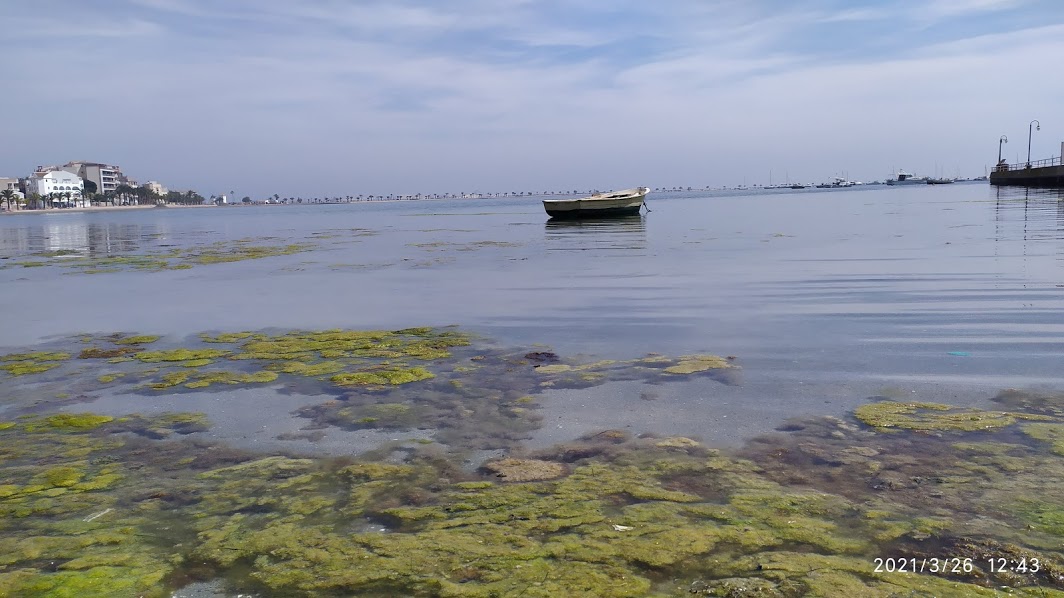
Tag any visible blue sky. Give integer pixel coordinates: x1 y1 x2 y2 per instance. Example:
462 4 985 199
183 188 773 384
1 0 1062 197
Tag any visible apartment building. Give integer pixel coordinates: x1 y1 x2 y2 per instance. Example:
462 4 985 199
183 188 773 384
143 181 168 196
0 177 23 197
25 170 86 206
57 161 134 195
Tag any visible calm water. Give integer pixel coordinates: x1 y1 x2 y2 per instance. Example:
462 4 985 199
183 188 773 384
3 182 1064 445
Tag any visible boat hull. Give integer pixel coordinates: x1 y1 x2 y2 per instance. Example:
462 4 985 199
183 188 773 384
543 188 648 220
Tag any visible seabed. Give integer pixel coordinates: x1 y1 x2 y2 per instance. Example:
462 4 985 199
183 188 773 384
2 327 1064 597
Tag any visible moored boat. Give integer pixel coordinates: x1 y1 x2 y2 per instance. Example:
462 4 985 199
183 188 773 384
885 171 927 186
926 178 954 185
542 187 649 219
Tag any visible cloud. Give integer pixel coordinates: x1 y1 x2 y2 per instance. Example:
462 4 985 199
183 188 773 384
923 0 1028 18
0 0 1061 194
4 16 164 38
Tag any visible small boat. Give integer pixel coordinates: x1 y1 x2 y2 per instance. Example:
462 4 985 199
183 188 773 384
542 187 649 219
926 178 954 185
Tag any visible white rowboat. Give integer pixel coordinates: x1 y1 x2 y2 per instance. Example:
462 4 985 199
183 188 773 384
542 187 649 219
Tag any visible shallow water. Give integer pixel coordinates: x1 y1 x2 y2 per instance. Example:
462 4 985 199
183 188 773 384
6 183 1064 596
4 183 1064 444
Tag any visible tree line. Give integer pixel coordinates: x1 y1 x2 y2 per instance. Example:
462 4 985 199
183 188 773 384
2 184 206 210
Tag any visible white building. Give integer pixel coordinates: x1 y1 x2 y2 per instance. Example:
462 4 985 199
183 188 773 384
25 170 87 207
0 177 23 197
59 161 127 195
143 181 168 197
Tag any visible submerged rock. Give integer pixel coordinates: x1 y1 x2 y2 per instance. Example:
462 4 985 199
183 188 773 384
482 458 567 482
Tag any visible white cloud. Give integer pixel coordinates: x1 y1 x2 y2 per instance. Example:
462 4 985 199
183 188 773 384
0 0 1061 194
923 0 1027 19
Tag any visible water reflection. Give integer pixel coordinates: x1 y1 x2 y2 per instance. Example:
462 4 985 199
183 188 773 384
544 215 647 251
0 220 169 258
993 186 1064 248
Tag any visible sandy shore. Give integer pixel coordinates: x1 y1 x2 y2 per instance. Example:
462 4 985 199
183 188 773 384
1 204 218 215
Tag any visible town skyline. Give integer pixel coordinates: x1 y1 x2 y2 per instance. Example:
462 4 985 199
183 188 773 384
2 0 1063 198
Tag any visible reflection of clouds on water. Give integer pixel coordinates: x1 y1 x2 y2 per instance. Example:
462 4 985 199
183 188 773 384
544 215 647 251
0 219 171 257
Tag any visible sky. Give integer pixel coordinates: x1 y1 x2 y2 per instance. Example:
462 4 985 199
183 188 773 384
2 0 1063 197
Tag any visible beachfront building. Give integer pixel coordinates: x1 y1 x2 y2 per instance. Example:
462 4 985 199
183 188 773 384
0 177 24 211
0 177 23 197
25 169 86 207
58 161 130 195
0 177 20 192
143 181 168 197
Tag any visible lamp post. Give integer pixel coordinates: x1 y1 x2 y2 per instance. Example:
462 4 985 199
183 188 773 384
998 135 1008 164
1027 120 1040 167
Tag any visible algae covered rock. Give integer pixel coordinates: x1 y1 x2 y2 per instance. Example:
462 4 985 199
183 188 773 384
854 400 1044 432
664 354 733 374
482 458 567 482
0 351 70 376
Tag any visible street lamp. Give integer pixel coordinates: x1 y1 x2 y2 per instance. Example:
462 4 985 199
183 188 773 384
998 135 1008 164
1027 120 1040 167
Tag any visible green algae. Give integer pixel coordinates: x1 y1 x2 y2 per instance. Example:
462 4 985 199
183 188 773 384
534 360 617 374
79 346 140 359
186 242 311 264
112 335 161 346
3 399 1064 597
854 400 1047 432
12 238 319 277
482 457 567 482
179 358 215 367
148 369 278 390
331 366 435 387
663 354 733 374
1 351 72 362
0 361 63 376
24 413 114 432
5 331 1064 596
1022 422 1064 455
200 331 260 343
135 348 229 363
231 328 471 361
339 403 417 428
0 351 70 376
266 359 346 376
148 371 191 389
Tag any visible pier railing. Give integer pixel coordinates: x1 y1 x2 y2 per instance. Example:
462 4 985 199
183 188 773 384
994 156 1063 173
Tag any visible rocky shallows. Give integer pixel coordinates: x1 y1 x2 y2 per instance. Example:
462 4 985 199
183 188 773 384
2 329 1064 596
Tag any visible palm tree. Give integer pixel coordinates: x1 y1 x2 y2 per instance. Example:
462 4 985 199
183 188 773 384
114 184 134 206
0 189 15 211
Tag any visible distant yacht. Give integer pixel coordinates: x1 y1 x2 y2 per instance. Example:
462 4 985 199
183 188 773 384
885 171 927 186
816 177 858 189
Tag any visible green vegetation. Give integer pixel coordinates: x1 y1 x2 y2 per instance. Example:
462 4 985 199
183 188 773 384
331 366 435 387
6 332 1064 596
854 400 1049 432
0 351 70 376
3 238 318 274
112 335 161 346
